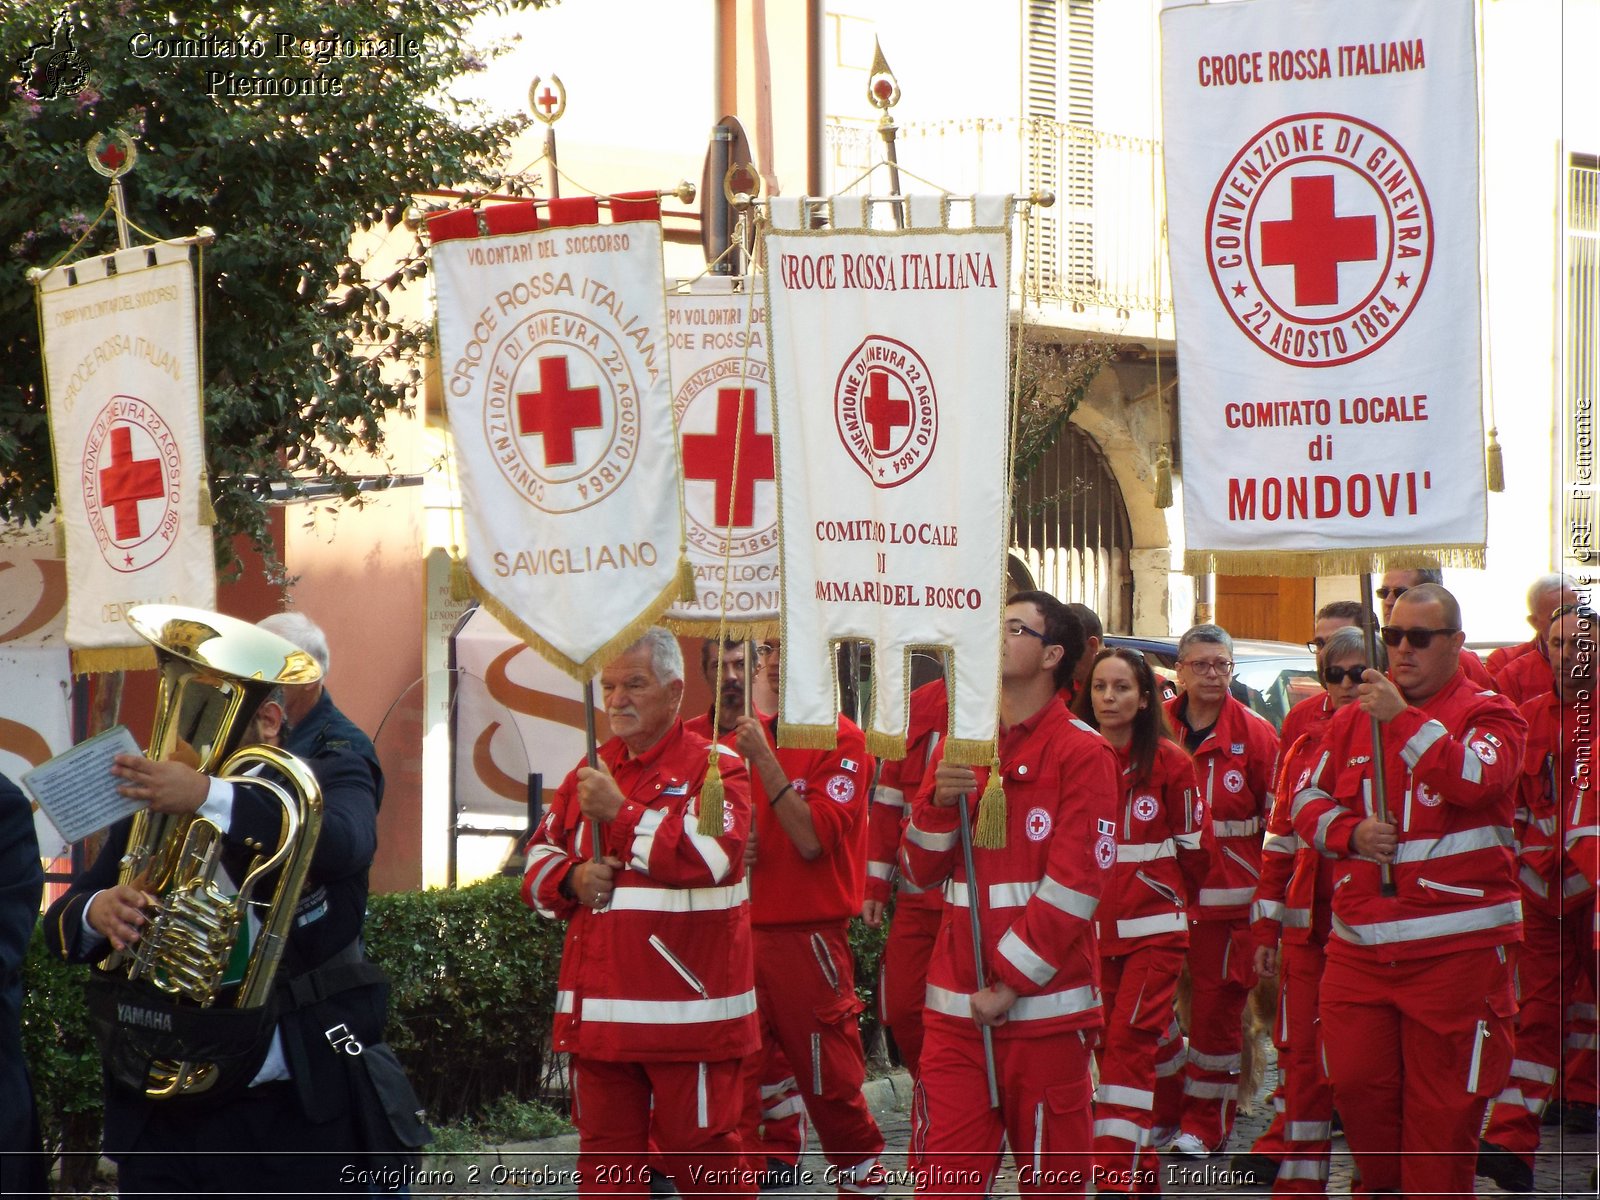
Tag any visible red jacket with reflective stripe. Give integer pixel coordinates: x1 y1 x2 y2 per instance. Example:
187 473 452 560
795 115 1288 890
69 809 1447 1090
865 677 947 910
900 700 1119 1039
1289 671 1527 962
1165 693 1279 921
1094 737 1207 955
522 720 759 1062
1251 710 1337 949
1486 637 1539 678
1496 647 1555 708
1514 690 1597 917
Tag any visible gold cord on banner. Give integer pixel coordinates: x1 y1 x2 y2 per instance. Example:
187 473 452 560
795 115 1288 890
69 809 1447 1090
1473 0 1504 495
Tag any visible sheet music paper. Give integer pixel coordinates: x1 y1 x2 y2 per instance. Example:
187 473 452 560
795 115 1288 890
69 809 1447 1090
22 725 143 843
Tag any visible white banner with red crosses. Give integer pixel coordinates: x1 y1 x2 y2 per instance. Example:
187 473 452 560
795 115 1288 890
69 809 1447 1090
1161 0 1484 575
36 242 215 673
663 283 778 636
430 197 687 680
762 195 1012 765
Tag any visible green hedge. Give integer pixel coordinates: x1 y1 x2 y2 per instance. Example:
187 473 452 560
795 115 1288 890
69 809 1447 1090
23 875 895 1166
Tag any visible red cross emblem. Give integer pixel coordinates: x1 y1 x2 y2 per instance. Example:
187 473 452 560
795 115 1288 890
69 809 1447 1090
1258 175 1377 307
863 370 911 452
516 356 603 468
833 336 938 488
682 388 774 528
98 425 164 540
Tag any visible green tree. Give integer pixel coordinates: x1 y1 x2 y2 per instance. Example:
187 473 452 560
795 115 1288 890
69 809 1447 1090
0 0 553 566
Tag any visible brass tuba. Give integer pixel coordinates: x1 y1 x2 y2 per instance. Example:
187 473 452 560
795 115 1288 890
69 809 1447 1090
104 604 325 1097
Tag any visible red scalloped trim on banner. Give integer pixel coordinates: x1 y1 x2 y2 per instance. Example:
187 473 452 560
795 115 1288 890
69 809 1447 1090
546 196 601 228
424 207 480 242
483 202 541 235
610 191 662 223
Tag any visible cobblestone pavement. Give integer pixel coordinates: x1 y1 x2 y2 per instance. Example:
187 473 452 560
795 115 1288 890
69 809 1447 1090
422 1064 1598 1198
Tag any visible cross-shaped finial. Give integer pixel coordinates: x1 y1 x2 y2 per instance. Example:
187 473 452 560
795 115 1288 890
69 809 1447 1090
529 75 566 125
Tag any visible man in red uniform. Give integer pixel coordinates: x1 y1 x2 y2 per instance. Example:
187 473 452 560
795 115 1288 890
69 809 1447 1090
1162 624 1279 1158
1493 574 1580 705
1377 567 1495 689
522 628 758 1198
685 639 763 743
1291 583 1527 1199
863 668 949 1082
902 592 1119 1197
1479 603 1598 1192
734 637 886 1197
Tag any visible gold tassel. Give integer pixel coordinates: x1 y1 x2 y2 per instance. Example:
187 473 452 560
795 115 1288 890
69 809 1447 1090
1485 427 1504 493
697 755 725 836
678 554 697 603
196 472 217 525
1154 444 1173 509
448 552 472 602
54 519 65 559
972 758 1007 849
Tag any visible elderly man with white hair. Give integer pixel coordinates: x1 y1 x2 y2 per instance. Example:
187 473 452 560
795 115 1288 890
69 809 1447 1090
1490 573 1580 705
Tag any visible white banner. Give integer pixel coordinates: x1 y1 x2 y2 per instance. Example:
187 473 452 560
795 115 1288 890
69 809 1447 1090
433 210 686 679
1161 0 1483 575
37 243 216 669
763 196 1012 764
664 284 778 635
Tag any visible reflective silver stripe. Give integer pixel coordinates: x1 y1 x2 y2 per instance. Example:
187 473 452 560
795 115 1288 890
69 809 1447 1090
609 879 749 913
629 807 668 872
1568 1033 1599 1050
943 880 1039 909
872 785 906 810
998 928 1057 986
867 862 895 882
1173 830 1204 851
526 846 568 899
1277 1160 1331 1182
1567 824 1600 845
760 1076 797 1100
583 991 758 1024
1286 1120 1331 1142
763 1095 805 1120
1533 815 1557 836
1154 1052 1185 1077
906 822 957 852
924 982 1100 1022
1252 898 1286 924
1117 911 1187 938
1510 1058 1558 1084
556 989 574 1014
1182 1080 1238 1099
1461 746 1484 784
1214 817 1262 837
1564 872 1594 898
896 876 927 896
1036 877 1099 919
1292 787 1332 822
1312 807 1342 854
1262 832 1299 855
1418 876 1485 898
1095 1084 1154 1110
697 1062 708 1129
1187 1048 1241 1072
1332 901 1523 946
1281 907 1311 929
1400 720 1448 768
1570 1002 1598 1020
1198 886 1256 907
1467 1018 1487 1092
1117 840 1176 863
1092 1117 1149 1144
683 810 732 882
1393 825 1514 864
1519 865 1549 898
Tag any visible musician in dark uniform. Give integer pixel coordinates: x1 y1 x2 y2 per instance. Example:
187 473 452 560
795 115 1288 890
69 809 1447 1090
1 771 46 1198
42 689 386 1196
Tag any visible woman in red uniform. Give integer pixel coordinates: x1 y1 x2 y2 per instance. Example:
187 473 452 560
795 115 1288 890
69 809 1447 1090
1075 649 1209 1193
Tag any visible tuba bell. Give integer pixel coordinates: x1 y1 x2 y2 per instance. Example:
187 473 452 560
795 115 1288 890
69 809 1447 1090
103 604 325 1098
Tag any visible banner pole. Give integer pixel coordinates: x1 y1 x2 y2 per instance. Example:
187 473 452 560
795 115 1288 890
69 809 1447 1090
956 789 1000 1109
583 676 601 855
1360 573 1397 897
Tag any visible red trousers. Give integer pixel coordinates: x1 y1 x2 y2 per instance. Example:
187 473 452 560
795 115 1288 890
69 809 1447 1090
1561 969 1600 1108
1320 945 1517 1200
1247 941 1333 1195
750 925 885 1187
881 892 942 1079
1149 1013 1186 1134
1179 918 1256 1150
1092 943 1184 1194
574 1057 752 1198
913 1023 1098 1197
1482 901 1599 1159
738 1044 808 1168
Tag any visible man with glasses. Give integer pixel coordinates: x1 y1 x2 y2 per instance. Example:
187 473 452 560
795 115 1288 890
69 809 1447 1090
1376 567 1494 688
901 592 1118 1196
1492 574 1580 706
1478 603 1598 1192
1290 583 1527 1199
1160 625 1279 1159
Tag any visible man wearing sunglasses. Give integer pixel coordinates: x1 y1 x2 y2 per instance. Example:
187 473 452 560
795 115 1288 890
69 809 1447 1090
1160 625 1279 1160
1376 567 1495 689
1492 574 1580 706
1479 603 1598 1193
1290 583 1527 1199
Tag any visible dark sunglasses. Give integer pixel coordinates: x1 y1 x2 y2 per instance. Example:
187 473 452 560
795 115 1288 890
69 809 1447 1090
1379 625 1458 649
1375 585 1408 601
1322 664 1369 686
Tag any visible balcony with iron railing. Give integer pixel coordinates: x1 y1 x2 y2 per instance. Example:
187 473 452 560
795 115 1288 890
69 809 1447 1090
827 115 1176 342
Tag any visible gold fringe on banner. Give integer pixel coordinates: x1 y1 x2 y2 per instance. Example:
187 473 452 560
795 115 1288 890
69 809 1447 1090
662 618 779 643
973 761 1007 849
941 736 999 768
195 472 217 525
777 721 839 751
472 568 685 684
1485 428 1505 493
1183 545 1486 579
865 730 908 763
697 757 725 836
72 645 155 676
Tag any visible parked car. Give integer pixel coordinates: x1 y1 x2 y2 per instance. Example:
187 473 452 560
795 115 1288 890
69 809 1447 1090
1104 635 1322 732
